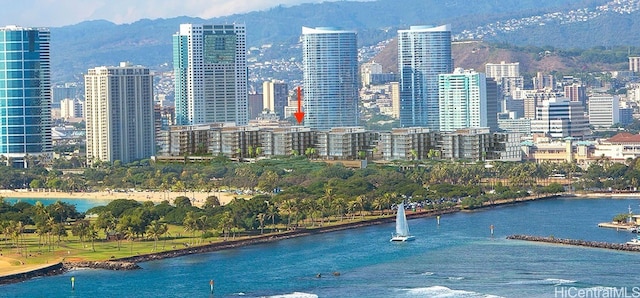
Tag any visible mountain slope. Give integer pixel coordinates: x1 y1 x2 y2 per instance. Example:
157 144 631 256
49 0 609 81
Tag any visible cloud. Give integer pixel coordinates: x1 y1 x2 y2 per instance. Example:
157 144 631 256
0 0 331 27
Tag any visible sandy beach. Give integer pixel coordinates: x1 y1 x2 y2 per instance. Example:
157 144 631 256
0 189 240 207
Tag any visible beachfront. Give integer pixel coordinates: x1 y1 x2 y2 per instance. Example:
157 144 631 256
0 189 239 207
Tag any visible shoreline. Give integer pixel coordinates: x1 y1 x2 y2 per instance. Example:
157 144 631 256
571 192 640 199
0 189 240 207
0 194 561 285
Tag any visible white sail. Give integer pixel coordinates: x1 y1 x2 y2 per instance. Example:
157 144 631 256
391 202 415 241
395 203 409 236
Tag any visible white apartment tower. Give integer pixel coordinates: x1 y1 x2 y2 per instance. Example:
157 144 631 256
173 24 248 126
485 61 519 81
630 56 640 73
262 80 288 119
589 96 620 128
438 68 487 132
60 98 83 119
85 62 155 164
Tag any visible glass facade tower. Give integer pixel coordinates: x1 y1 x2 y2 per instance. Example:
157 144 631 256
398 25 452 129
173 24 248 126
0 26 52 168
302 27 358 130
438 68 487 132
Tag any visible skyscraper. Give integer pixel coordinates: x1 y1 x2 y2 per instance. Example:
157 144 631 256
302 27 358 130
398 25 453 129
0 26 52 168
85 62 155 165
485 61 520 81
438 68 487 132
262 80 288 119
588 96 620 128
173 24 247 126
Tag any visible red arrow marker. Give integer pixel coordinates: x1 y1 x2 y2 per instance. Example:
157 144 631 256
294 86 305 124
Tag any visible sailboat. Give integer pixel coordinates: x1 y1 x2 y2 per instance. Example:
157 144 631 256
390 202 415 242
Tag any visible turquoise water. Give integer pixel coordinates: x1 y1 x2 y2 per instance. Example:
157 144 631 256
2 198 110 213
2 197 640 297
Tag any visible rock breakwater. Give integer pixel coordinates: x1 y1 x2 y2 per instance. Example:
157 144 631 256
506 234 640 252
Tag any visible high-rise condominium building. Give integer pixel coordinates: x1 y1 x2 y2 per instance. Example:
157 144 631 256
588 96 620 128
60 98 83 119
302 27 359 130
398 25 453 129
485 61 520 81
173 24 247 126
438 69 487 132
390 82 400 119
630 56 640 73
564 83 587 106
85 62 155 165
0 26 52 168
262 80 288 119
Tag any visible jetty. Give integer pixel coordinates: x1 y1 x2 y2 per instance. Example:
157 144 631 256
506 234 640 252
597 222 637 232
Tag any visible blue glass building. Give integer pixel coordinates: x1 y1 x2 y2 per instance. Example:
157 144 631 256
398 25 452 129
302 27 358 130
0 26 51 168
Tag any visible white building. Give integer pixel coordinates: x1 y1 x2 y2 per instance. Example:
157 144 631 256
85 62 155 164
173 24 248 126
60 98 83 119
530 97 590 138
361 61 383 87
438 68 487 132
588 96 619 128
485 61 519 81
262 80 288 119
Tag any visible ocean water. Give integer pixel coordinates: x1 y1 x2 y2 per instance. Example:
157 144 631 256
2 197 111 213
2 197 640 298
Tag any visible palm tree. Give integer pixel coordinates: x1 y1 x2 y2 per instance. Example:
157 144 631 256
256 213 266 234
88 223 99 252
265 203 278 231
218 211 233 240
371 197 384 216
124 226 136 255
51 223 67 247
331 198 347 221
146 220 168 252
183 211 197 243
71 220 90 248
278 199 295 229
196 215 209 242
45 217 55 251
317 197 330 225
355 195 367 218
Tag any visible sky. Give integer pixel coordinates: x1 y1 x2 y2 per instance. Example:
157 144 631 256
1 0 341 28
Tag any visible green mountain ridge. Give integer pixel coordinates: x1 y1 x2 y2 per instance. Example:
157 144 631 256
48 0 633 82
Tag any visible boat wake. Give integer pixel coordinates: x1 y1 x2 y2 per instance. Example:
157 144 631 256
508 278 577 286
265 292 318 298
404 286 504 297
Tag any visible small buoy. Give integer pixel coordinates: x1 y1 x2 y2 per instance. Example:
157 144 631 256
333 272 340 276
